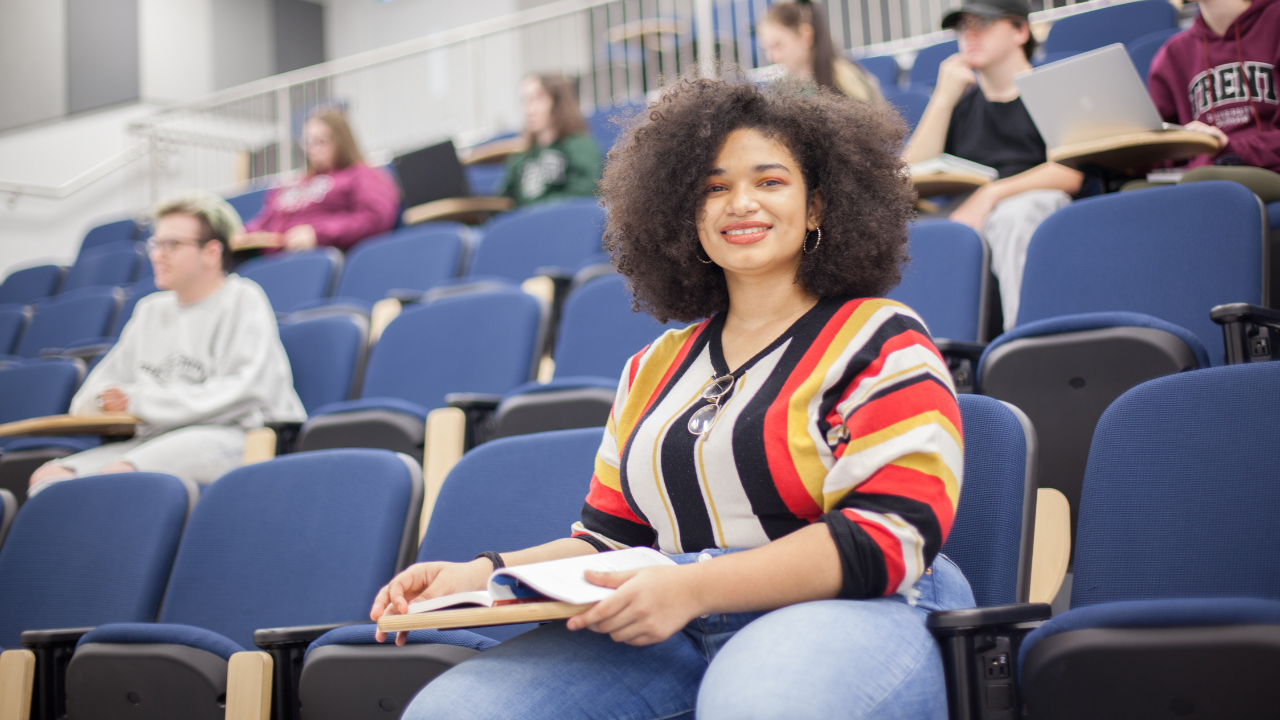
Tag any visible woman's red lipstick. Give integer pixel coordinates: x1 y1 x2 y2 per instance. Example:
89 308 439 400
720 221 771 245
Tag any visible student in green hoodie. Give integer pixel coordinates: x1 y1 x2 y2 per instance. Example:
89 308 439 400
501 75 603 207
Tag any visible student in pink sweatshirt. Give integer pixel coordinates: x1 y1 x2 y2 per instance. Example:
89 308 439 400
1147 0 1280 200
233 109 401 252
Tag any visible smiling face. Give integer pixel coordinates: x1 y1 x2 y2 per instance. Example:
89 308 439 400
697 128 820 280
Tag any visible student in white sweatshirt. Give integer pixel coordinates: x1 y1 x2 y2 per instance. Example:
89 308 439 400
28 192 306 493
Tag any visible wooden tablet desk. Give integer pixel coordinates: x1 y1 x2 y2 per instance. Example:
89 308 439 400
0 414 139 439
1049 130 1220 173
912 172 991 198
402 196 515 227
377 601 593 633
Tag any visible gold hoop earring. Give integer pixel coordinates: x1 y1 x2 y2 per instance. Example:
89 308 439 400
695 245 714 265
804 227 822 254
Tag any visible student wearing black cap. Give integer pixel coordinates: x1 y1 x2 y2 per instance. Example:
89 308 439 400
904 0 1083 330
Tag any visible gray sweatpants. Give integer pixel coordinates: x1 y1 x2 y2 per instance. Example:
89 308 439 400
982 189 1074 330
31 425 246 495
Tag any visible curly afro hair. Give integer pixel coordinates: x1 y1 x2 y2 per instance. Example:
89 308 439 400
600 74 916 324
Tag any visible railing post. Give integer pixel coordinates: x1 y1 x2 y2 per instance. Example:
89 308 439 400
695 0 715 77
276 86 292 180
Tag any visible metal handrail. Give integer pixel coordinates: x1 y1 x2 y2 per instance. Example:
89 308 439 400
0 141 148 199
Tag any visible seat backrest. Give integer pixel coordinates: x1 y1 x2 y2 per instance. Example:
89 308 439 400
943 395 1037 606
78 218 140 259
336 224 466 305
909 40 959 88
0 265 64 305
62 243 144 293
467 199 606 283
855 55 900 90
237 248 342 314
361 289 542 411
1072 362 1280 609
1043 0 1177 55
885 89 931 132
109 278 161 337
0 490 14 552
280 314 369 414
588 102 645 155
0 473 192 650
17 288 121 358
157 449 422 650
1017 181 1265 366
1126 27 1180 86
554 274 679 378
889 220 988 343
0 359 85 424
420 428 603 562
225 188 269 224
0 305 30 355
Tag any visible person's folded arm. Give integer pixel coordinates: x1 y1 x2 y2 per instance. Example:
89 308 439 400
307 169 401 250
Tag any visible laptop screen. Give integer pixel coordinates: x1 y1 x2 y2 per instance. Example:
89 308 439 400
393 140 471 208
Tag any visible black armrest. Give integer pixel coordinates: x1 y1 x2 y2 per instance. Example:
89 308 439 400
446 393 503 450
266 421 303 455
388 289 426 304
254 622 362 720
59 343 114 360
20 627 95 720
1211 303 1280 364
935 340 989 395
927 603 1050 720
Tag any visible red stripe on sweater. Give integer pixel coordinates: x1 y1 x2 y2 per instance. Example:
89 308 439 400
855 464 956 540
584 475 645 525
843 507 906 595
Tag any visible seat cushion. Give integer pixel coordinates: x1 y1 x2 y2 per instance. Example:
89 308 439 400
77 622 245 661
309 397 432 423
1019 597 1280 672
502 376 617 400
305 623 498 660
979 311 1210 374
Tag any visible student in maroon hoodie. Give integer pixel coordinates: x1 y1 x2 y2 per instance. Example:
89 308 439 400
233 109 401 252
1147 0 1280 200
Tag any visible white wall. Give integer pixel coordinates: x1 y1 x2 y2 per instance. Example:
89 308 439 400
213 0 274 90
139 0 215 102
0 1 68 133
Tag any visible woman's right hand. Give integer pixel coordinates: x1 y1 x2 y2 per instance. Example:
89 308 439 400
371 559 494 645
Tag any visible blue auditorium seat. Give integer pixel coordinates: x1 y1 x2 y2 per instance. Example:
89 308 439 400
60 242 145 294
61 449 423 719
485 272 682 439
884 88 932 132
0 359 98 505
0 304 29 357
909 40 958 91
587 101 645 155
854 54 901 90
77 217 141 259
237 247 342 315
465 163 507 196
1042 0 1177 56
890 220 989 344
1125 27 1180 85
1014 362 1280 719
0 265 64 305
465 198 606 285
1 473 193 663
11 287 122 360
293 428 604 720
296 288 543 461
978 181 1267 544
225 187 269 224
279 313 369 414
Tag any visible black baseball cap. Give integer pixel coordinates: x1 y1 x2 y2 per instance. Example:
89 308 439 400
941 0 1030 29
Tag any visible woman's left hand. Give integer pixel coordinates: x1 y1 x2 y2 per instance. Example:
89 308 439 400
566 565 705 646
283 224 318 251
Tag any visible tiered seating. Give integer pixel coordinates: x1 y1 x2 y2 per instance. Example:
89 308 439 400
8 288 121 361
77 217 141 258
1124 27 1180 85
908 40 958 92
59 243 146 294
464 198 606 286
279 313 370 414
856 55 900 90
0 360 90 502
236 248 343 315
1041 0 1177 56
0 266 64 305
0 305 28 356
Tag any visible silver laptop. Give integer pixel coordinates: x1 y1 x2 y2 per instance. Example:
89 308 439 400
1014 44 1167 149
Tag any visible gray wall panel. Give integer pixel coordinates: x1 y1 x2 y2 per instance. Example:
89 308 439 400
67 0 140 114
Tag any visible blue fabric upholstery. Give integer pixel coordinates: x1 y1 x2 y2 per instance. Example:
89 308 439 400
0 305 28 355
0 358 83 424
502 376 617 401
61 243 144 293
0 266 63 305
588 102 645 155
1126 28 1180 85
347 289 540 416
308 397 430 423
279 314 366 414
1070 362 1280 609
978 311 1211 377
467 199 606 283
1043 0 1177 55
1267 201 1279 231
554 274 677 378
305 625 498 660
1016 182 1264 366
889 220 986 342
334 224 465 306
16 287 121 359
225 188 268 224
78 218 140 258
77 622 245 661
153 449 417 650
1020 597 1280 670
909 40 958 89
466 164 507 196
2 436 101 454
854 55 900 90
0 473 190 649
237 249 341 314
885 89 931 132
944 396 1031 607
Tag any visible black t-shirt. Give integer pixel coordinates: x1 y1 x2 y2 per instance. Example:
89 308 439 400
943 87 1047 179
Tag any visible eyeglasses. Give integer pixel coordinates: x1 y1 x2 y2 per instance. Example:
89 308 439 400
954 15 1001 32
146 237 202 254
688 375 736 435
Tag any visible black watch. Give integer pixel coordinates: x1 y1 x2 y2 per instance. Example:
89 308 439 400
474 551 505 571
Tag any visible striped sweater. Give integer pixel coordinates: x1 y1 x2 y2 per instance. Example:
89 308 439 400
571 297 963 599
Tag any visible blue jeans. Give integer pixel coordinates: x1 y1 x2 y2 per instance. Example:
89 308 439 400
402 551 974 720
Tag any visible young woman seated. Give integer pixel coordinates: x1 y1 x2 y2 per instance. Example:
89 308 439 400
232 109 400 253
757 0 883 102
499 75 603 207
374 74 973 720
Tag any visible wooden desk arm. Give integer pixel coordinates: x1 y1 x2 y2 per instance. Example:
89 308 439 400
402 197 514 226
0 650 35 720
225 652 273 720
0 414 138 439
1029 488 1071 605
